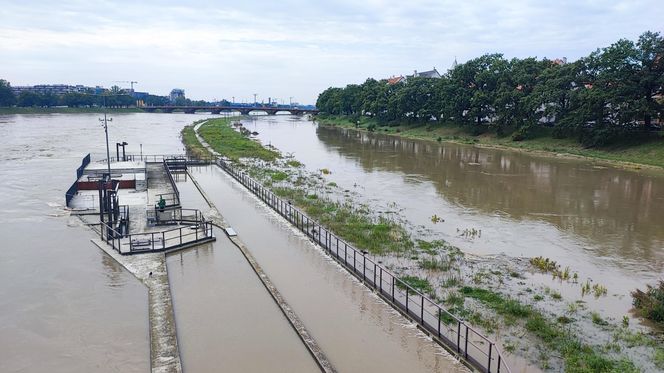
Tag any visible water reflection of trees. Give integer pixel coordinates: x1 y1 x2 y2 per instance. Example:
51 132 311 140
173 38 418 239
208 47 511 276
315 126 664 263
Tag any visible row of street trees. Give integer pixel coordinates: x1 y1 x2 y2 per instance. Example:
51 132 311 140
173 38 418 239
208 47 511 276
0 81 196 108
317 31 664 146
0 82 139 108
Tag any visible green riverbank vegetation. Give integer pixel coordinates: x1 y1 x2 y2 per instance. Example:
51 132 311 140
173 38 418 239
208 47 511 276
182 117 664 372
315 31 664 168
632 280 664 326
0 106 144 114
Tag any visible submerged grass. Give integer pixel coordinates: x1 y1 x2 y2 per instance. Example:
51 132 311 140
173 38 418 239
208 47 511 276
460 286 639 372
272 185 413 255
397 275 433 294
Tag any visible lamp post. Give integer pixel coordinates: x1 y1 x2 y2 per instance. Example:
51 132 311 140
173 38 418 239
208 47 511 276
99 103 112 177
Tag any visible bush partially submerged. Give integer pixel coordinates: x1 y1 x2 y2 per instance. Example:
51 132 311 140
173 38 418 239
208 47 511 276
632 280 664 325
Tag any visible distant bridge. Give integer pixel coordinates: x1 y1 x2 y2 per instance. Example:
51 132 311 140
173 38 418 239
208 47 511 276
141 105 319 115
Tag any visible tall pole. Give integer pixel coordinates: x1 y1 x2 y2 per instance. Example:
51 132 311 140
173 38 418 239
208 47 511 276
289 96 293 107
253 93 257 106
232 96 235 105
100 98 112 177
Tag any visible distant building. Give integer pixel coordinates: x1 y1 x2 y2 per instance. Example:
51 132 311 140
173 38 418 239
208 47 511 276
408 68 442 79
169 89 185 103
386 75 406 85
552 57 568 65
450 57 458 71
385 68 440 85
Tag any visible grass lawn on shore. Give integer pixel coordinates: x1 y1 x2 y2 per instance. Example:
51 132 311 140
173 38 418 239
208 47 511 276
316 116 664 170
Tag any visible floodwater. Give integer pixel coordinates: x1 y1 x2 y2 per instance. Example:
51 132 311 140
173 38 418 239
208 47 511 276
0 113 219 372
243 116 664 318
190 165 468 373
167 177 319 372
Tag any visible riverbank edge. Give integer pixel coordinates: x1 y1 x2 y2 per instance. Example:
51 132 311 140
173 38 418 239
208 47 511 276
0 107 143 114
314 116 664 173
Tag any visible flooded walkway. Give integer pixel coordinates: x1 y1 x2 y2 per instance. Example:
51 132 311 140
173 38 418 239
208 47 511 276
166 178 321 372
189 165 468 373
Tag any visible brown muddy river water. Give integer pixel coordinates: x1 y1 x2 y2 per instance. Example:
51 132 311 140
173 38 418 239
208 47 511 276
3 112 662 372
244 115 664 319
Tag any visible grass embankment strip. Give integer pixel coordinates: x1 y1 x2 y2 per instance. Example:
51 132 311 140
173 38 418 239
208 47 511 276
181 124 213 159
198 117 279 161
316 115 664 169
460 286 638 372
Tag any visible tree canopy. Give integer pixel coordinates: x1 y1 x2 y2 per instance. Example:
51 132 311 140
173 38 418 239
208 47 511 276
317 31 664 146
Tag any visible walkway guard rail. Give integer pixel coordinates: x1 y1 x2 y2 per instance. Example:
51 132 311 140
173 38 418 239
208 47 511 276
105 154 214 164
147 208 205 225
100 210 214 255
65 153 91 207
217 158 511 373
162 159 181 207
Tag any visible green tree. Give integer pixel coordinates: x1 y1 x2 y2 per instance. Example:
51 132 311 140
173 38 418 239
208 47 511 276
17 91 42 107
0 79 16 106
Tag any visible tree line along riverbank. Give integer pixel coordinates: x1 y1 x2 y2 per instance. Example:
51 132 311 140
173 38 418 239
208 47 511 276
0 107 144 115
181 117 664 372
315 31 664 167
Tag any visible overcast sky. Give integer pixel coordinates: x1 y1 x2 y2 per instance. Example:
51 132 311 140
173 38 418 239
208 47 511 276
1 0 662 104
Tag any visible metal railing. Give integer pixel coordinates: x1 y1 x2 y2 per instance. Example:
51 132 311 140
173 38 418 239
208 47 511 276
217 158 511 373
162 159 181 207
105 154 214 164
65 153 91 206
100 209 214 255
147 208 204 226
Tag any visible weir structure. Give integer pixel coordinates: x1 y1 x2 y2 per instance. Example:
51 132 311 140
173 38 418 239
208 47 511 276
67 154 219 373
67 155 216 255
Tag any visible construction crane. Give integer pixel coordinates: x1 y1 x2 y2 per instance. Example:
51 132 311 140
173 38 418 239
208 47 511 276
114 81 138 91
